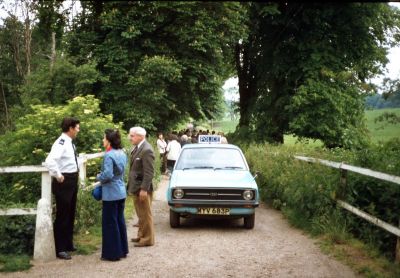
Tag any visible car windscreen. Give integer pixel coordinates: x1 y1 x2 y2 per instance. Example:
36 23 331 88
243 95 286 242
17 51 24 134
175 148 247 170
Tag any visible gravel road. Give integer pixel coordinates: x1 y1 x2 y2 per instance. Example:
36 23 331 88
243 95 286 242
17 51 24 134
3 176 357 278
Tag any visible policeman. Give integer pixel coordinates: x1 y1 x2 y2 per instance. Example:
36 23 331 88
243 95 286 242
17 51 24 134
45 117 80 260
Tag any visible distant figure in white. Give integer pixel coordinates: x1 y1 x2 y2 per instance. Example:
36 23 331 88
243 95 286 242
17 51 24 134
166 134 181 174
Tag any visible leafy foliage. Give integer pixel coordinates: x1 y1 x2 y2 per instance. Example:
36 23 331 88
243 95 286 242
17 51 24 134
0 95 122 204
235 3 400 148
0 216 35 255
243 139 400 259
67 1 246 131
19 58 101 106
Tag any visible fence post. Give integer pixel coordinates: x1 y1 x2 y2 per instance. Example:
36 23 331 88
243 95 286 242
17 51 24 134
79 153 87 188
338 166 347 199
33 171 56 261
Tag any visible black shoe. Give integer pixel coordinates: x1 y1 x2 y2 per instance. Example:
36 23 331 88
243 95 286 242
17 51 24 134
68 246 77 252
57 251 72 260
101 257 120 261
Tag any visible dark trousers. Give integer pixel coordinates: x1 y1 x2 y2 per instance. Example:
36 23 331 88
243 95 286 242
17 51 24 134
167 159 176 172
160 153 167 173
52 173 78 253
102 199 129 260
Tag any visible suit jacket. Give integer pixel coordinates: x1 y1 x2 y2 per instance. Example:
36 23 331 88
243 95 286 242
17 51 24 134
127 140 155 195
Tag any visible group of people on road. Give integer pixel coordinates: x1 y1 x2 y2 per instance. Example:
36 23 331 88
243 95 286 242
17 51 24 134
45 118 228 262
156 129 228 174
45 117 155 261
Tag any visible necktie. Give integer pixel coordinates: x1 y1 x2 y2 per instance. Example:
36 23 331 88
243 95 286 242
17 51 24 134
72 141 79 172
130 146 138 167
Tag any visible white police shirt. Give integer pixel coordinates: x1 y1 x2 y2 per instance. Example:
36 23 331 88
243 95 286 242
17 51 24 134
45 133 78 178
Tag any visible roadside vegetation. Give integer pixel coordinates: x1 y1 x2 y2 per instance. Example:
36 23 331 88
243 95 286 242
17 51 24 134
216 112 400 278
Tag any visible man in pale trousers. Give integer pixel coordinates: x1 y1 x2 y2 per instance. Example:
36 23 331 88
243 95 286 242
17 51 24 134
127 127 155 247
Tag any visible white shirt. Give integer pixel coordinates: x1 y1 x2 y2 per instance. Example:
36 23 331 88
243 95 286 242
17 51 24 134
166 140 181 161
45 133 78 178
156 139 167 154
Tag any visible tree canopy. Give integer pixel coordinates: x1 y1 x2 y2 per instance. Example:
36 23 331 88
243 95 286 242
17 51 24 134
65 1 246 131
0 1 399 148
235 2 400 148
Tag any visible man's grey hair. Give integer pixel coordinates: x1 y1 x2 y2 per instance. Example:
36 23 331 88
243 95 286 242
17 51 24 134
129 126 147 136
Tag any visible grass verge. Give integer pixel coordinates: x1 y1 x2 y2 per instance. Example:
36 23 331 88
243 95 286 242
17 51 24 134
317 235 400 278
0 254 32 272
74 196 134 256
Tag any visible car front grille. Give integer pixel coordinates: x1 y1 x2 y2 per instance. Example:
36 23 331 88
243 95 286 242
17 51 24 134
175 188 254 201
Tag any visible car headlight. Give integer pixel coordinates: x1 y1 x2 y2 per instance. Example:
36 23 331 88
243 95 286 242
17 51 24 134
243 190 254 200
173 189 184 199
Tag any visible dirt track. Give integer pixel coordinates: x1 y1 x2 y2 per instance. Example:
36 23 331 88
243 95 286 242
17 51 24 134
4 176 356 278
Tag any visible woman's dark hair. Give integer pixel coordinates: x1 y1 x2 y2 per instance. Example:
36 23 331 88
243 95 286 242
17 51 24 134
105 129 122 149
61 117 80 132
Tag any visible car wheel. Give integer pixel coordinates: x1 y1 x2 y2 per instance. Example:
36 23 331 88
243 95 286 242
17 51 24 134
170 209 180 228
244 214 255 229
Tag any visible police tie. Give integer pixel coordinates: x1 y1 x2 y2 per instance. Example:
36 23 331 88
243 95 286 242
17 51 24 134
72 141 79 172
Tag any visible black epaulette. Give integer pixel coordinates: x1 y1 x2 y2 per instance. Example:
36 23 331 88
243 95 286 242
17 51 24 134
59 139 65 145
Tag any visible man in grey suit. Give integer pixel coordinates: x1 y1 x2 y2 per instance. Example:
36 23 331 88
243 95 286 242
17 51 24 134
127 127 155 247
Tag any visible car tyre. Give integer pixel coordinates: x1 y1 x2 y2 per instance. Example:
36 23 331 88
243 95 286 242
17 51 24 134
244 213 255 229
170 209 180 228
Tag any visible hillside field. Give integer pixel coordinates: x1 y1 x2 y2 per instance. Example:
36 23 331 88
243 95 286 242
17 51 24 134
214 108 400 144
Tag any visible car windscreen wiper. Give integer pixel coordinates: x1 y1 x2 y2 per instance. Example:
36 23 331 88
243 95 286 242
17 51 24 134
214 166 244 170
182 166 215 170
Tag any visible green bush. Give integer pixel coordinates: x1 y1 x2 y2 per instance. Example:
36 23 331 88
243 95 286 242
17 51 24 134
0 95 123 255
0 95 123 203
75 187 102 233
243 139 400 259
0 216 35 255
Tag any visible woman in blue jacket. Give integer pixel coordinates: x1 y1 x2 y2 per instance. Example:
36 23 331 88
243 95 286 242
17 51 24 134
96 129 128 261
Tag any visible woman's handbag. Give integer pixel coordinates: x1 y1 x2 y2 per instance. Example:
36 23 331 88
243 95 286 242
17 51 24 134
91 184 102 201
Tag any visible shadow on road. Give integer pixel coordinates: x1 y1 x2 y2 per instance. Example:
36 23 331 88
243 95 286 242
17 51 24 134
178 216 247 230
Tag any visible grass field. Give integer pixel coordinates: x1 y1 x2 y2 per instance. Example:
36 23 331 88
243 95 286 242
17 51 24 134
365 108 400 143
214 108 400 144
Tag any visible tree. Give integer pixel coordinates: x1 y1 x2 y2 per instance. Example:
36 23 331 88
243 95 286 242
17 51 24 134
0 16 26 132
66 1 246 131
18 58 101 106
235 3 400 147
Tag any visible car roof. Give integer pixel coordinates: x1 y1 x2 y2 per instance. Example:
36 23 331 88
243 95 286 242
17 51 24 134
181 143 241 150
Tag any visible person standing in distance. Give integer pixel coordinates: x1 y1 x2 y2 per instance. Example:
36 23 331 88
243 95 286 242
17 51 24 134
156 132 167 174
45 117 80 260
127 127 155 247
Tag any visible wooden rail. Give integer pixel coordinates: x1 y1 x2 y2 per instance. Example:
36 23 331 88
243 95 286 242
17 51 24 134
0 152 104 262
294 155 400 263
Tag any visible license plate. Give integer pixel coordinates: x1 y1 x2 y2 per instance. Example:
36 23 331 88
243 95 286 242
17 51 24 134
197 207 230 215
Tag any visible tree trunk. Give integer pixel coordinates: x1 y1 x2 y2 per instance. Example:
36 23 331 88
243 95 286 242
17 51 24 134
10 16 24 77
22 0 33 77
24 18 32 76
50 31 56 71
235 42 251 128
0 81 10 130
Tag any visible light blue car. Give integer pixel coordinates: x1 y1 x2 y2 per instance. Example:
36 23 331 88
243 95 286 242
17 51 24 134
167 143 259 229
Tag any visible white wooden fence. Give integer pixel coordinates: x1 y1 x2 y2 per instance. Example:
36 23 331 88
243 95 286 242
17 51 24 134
0 152 104 262
294 155 400 263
